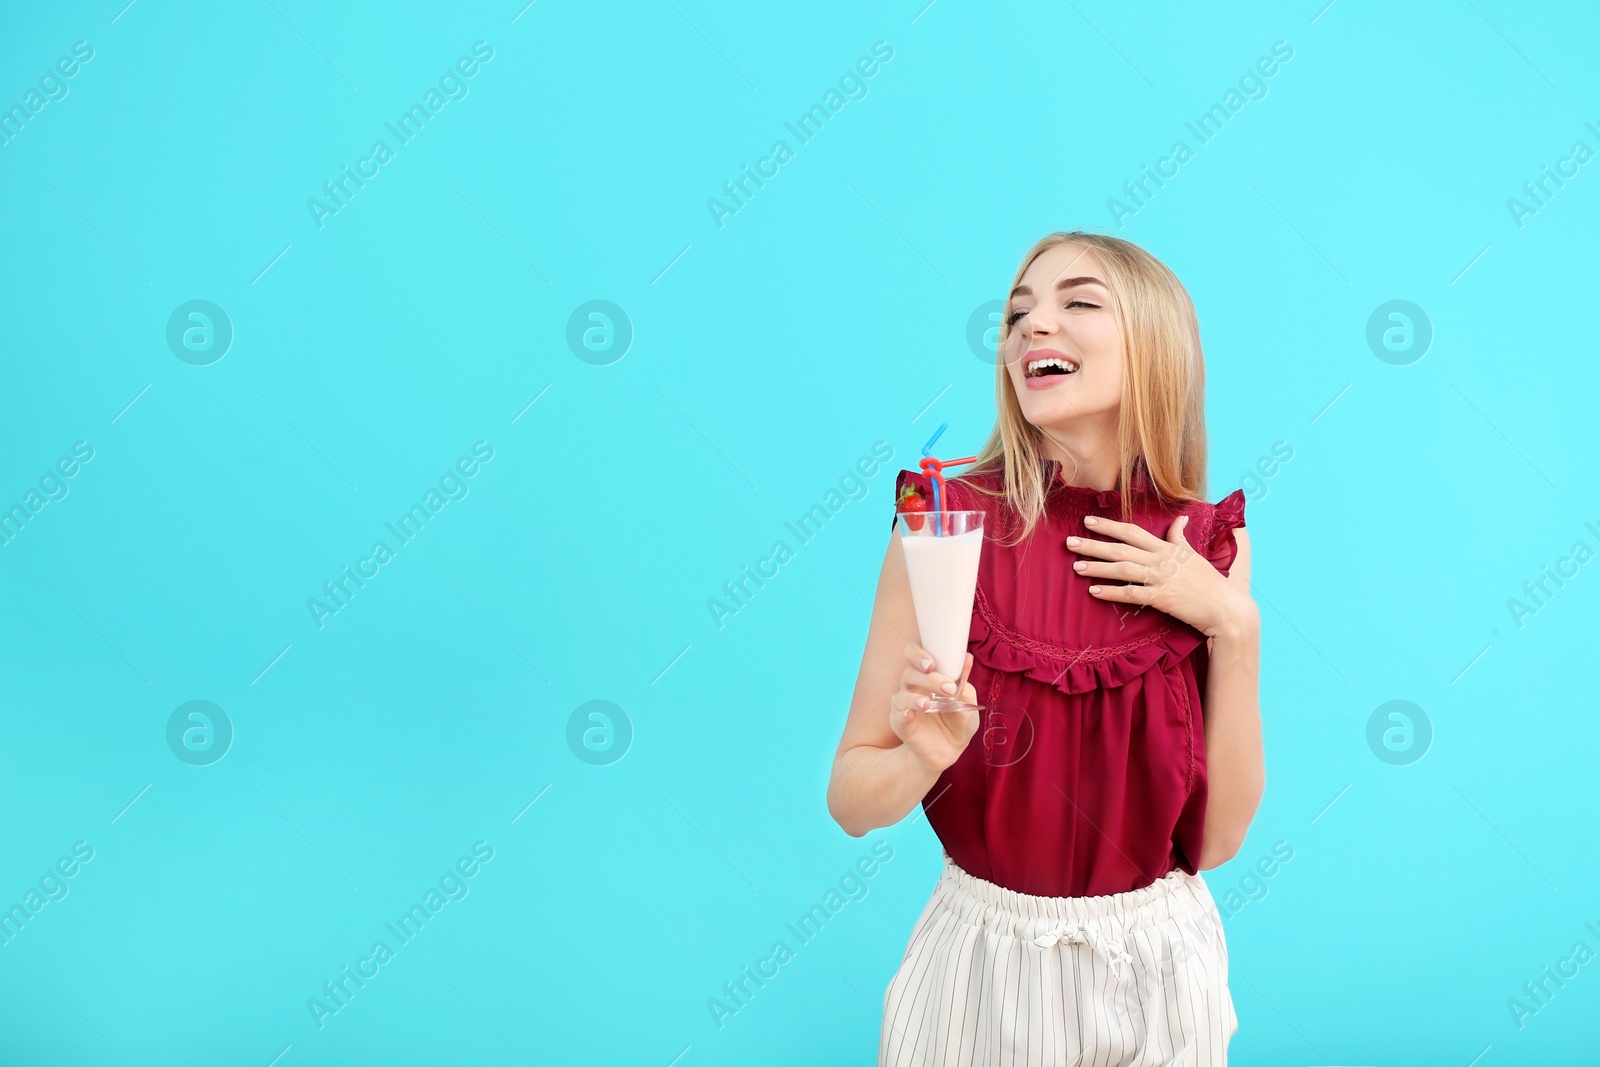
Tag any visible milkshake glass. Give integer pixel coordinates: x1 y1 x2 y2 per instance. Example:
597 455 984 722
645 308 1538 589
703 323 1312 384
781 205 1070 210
896 509 985 713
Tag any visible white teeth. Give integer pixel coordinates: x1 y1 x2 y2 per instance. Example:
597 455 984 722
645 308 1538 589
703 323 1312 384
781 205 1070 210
1025 356 1079 377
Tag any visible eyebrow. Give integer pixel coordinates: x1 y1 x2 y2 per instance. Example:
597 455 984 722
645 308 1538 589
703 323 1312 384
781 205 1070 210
1009 276 1108 299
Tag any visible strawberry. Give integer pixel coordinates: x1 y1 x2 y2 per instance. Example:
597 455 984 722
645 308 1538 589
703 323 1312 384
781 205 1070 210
897 485 927 531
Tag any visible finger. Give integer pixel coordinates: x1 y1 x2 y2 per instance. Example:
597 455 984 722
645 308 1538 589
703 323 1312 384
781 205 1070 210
1065 535 1149 563
904 646 957 691
1167 514 1191 546
892 688 930 719
892 693 933 738
891 699 916 737
1082 515 1165 550
1088 582 1153 604
958 654 979 704
1073 559 1147 581
901 664 954 695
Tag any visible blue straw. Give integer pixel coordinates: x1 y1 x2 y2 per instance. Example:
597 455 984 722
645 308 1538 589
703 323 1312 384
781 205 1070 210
922 423 947 534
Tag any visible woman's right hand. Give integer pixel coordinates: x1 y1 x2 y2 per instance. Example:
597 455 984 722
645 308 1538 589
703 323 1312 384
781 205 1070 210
889 645 982 774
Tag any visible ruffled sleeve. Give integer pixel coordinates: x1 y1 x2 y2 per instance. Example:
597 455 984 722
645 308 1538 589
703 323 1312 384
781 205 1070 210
1205 489 1247 577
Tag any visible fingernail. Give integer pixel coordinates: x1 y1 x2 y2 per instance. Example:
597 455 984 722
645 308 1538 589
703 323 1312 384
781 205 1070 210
1085 516 1097 525
1066 536 1079 546
917 696 929 709
941 681 957 695
921 658 933 670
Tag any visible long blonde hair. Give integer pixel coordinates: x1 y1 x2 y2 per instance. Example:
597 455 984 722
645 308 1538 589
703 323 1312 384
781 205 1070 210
961 231 1211 546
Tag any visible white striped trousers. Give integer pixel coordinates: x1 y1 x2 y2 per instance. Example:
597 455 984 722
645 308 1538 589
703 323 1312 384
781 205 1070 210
879 852 1237 1066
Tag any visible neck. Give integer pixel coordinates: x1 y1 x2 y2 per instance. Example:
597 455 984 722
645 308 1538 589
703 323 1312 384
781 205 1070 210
1038 429 1123 492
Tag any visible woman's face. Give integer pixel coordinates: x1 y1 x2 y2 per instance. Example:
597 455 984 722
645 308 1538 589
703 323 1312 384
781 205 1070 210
1002 243 1125 432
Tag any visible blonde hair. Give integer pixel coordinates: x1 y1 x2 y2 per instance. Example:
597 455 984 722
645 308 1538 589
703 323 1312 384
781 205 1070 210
959 231 1211 546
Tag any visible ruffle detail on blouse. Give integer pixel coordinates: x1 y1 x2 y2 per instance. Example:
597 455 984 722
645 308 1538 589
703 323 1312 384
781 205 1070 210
1042 457 1152 511
969 583 1206 696
1203 488 1247 574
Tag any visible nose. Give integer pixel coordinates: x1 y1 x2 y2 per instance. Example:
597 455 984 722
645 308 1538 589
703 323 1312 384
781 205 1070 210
1015 306 1058 338
1005 309 1053 363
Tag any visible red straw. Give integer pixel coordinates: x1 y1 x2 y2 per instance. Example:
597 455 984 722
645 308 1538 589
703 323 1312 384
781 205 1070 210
918 454 978 536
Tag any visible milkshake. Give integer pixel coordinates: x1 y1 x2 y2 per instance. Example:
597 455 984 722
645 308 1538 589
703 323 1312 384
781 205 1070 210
897 511 985 713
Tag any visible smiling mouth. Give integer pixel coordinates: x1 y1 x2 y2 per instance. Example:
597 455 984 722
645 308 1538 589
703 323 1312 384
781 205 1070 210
1024 355 1080 378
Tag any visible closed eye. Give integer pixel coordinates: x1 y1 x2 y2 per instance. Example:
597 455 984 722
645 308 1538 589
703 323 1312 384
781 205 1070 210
1005 299 1097 326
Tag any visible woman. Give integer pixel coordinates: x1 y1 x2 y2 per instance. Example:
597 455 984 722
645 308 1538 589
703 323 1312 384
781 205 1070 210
827 231 1262 1066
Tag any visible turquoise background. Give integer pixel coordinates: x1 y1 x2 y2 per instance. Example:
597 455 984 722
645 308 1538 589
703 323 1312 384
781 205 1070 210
1 0 1597 1063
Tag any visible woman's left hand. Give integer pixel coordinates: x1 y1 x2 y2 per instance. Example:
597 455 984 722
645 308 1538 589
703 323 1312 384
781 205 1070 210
1067 514 1250 638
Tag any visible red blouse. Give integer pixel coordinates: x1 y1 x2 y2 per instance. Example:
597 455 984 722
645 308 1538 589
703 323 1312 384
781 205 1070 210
892 458 1247 899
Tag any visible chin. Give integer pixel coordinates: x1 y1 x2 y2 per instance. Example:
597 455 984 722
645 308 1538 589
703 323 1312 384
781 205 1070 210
1026 399 1114 433
1018 393 1080 422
